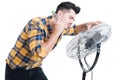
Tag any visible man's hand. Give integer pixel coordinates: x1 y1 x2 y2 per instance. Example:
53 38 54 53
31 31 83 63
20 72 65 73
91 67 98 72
53 16 67 34
84 21 102 30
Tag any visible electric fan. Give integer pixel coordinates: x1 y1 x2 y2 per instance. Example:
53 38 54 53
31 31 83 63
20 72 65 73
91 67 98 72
66 23 111 80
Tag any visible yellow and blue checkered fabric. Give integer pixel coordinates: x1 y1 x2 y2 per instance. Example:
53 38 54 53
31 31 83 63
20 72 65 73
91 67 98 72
6 16 79 70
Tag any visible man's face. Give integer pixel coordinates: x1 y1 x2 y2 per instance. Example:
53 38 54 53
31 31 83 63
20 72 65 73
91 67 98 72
58 9 76 29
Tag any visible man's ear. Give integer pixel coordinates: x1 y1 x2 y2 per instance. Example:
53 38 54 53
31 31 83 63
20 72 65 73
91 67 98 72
57 10 63 17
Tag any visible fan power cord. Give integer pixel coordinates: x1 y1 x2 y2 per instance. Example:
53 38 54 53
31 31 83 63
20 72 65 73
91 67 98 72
79 43 101 80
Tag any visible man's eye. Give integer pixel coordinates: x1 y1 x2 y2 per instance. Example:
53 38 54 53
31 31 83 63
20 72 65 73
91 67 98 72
69 16 75 21
69 17 73 19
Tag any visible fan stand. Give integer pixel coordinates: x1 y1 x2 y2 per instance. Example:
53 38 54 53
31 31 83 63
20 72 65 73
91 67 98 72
78 43 101 80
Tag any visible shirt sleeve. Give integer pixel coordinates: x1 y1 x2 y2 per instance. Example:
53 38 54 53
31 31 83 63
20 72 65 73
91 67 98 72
27 19 47 58
63 24 78 36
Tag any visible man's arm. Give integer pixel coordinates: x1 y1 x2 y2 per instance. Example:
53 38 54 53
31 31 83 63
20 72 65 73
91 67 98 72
75 21 102 33
43 28 62 54
63 21 101 35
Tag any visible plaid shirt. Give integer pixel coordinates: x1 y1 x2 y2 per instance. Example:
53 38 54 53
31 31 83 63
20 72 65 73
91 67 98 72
6 16 79 70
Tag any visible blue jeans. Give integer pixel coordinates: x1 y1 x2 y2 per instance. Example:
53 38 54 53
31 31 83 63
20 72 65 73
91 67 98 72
5 64 48 80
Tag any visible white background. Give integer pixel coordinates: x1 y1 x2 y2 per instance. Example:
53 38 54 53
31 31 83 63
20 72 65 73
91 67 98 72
0 0 119 80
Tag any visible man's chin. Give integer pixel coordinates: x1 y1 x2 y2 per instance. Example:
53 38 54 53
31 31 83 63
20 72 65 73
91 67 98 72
65 27 69 30
67 26 71 29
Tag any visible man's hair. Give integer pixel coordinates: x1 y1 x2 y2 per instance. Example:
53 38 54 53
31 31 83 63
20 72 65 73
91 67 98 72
55 1 80 14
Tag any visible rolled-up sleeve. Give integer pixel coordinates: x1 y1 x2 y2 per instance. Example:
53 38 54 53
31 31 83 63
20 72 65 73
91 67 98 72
63 24 78 35
27 20 47 58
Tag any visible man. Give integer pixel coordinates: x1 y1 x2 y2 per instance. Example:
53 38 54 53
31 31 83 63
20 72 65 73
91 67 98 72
5 1 101 80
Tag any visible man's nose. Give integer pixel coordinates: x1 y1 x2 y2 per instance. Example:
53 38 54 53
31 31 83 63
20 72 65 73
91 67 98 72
70 19 74 24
